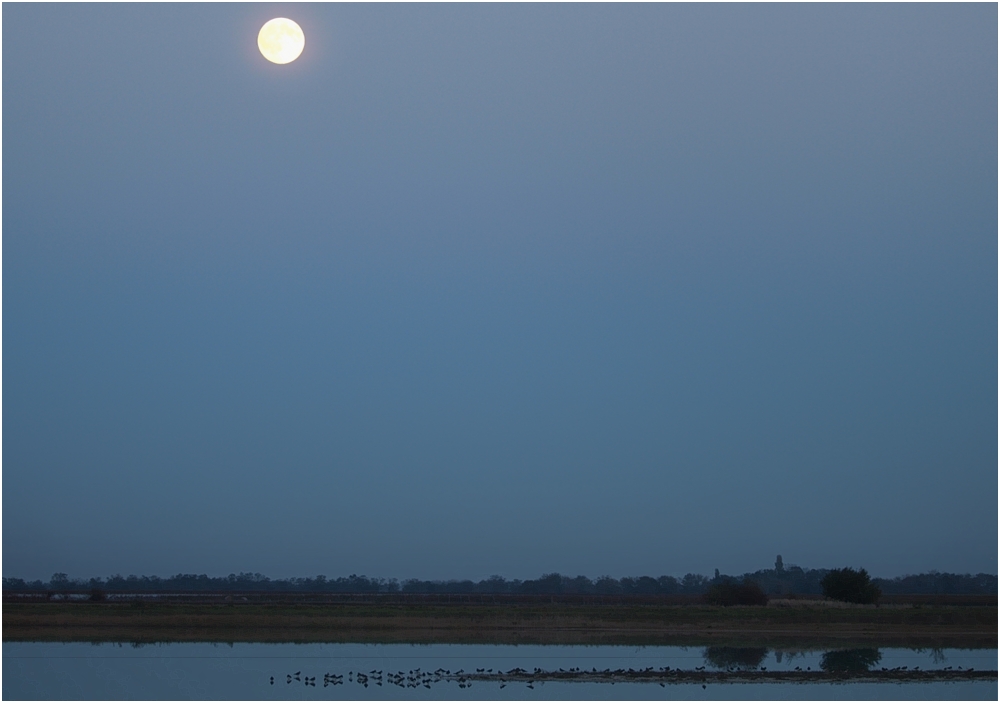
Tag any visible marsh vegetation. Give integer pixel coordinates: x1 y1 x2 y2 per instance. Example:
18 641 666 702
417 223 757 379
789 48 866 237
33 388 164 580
4 601 995 648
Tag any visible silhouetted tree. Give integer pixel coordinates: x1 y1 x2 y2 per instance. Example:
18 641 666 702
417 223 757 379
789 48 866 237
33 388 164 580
681 573 709 593
562 575 594 594
519 573 564 594
657 576 680 594
821 567 881 604
594 576 622 595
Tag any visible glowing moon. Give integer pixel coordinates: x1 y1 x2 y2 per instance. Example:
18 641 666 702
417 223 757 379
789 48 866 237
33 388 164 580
258 18 304 64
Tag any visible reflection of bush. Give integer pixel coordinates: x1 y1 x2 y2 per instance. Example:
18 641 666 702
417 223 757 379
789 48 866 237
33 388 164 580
703 647 769 670
820 648 882 672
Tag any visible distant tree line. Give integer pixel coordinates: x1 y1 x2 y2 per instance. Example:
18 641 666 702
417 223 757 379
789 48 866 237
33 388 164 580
0 572 711 595
3 561 995 595
739 557 997 597
875 571 997 595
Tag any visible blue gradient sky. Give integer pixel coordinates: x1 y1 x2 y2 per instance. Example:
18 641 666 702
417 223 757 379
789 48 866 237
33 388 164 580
3 4 996 581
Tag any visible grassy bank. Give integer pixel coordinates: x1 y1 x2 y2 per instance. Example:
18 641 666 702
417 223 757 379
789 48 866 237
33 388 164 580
4 602 995 647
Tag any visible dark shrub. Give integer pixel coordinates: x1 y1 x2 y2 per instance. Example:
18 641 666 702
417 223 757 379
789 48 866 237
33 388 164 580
820 648 882 672
89 588 106 602
821 567 881 604
703 579 768 606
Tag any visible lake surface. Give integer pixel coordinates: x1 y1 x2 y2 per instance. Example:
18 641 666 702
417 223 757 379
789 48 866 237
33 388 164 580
4 642 996 700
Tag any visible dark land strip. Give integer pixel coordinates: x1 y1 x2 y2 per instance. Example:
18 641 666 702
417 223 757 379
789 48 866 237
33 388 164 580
6 592 995 606
4 602 996 647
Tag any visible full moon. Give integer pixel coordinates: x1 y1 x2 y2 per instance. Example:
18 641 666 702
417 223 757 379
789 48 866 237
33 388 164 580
258 18 304 64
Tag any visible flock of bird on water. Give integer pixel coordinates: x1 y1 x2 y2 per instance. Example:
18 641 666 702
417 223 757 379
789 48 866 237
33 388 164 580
271 665 722 690
273 667 509 690
266 662 985 692
272 667 526 690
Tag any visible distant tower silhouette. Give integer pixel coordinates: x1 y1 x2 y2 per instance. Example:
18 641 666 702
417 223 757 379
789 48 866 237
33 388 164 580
714 569 720 579
775 555 784 572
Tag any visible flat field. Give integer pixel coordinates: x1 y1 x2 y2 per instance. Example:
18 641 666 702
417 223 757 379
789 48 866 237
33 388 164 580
4 601 995 647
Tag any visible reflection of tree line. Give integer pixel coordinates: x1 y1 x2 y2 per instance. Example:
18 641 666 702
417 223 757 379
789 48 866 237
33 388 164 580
447 652 994 687
704 646 883 672
3 561 995 595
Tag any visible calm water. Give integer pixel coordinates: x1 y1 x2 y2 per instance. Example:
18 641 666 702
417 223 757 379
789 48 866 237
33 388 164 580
4 642 996 700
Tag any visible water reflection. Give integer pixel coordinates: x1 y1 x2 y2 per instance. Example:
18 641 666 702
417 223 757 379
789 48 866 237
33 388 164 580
703 646 886 674
3 641 995 700
704 647 769 670
925 647 948 665
263 646 989 691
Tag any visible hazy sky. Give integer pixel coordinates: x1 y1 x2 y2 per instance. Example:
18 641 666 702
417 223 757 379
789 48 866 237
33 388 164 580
4 4 996 582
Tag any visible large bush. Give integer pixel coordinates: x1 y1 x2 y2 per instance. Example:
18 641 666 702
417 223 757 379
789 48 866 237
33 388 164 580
821 567 881 604
703 579 768 606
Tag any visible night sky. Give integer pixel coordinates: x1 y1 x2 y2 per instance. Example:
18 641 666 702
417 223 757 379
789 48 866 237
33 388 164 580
4 4 996 582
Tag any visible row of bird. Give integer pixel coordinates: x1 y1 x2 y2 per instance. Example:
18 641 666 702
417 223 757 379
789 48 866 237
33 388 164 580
268 663 980 689
270 665 691 690
272 667 489 690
